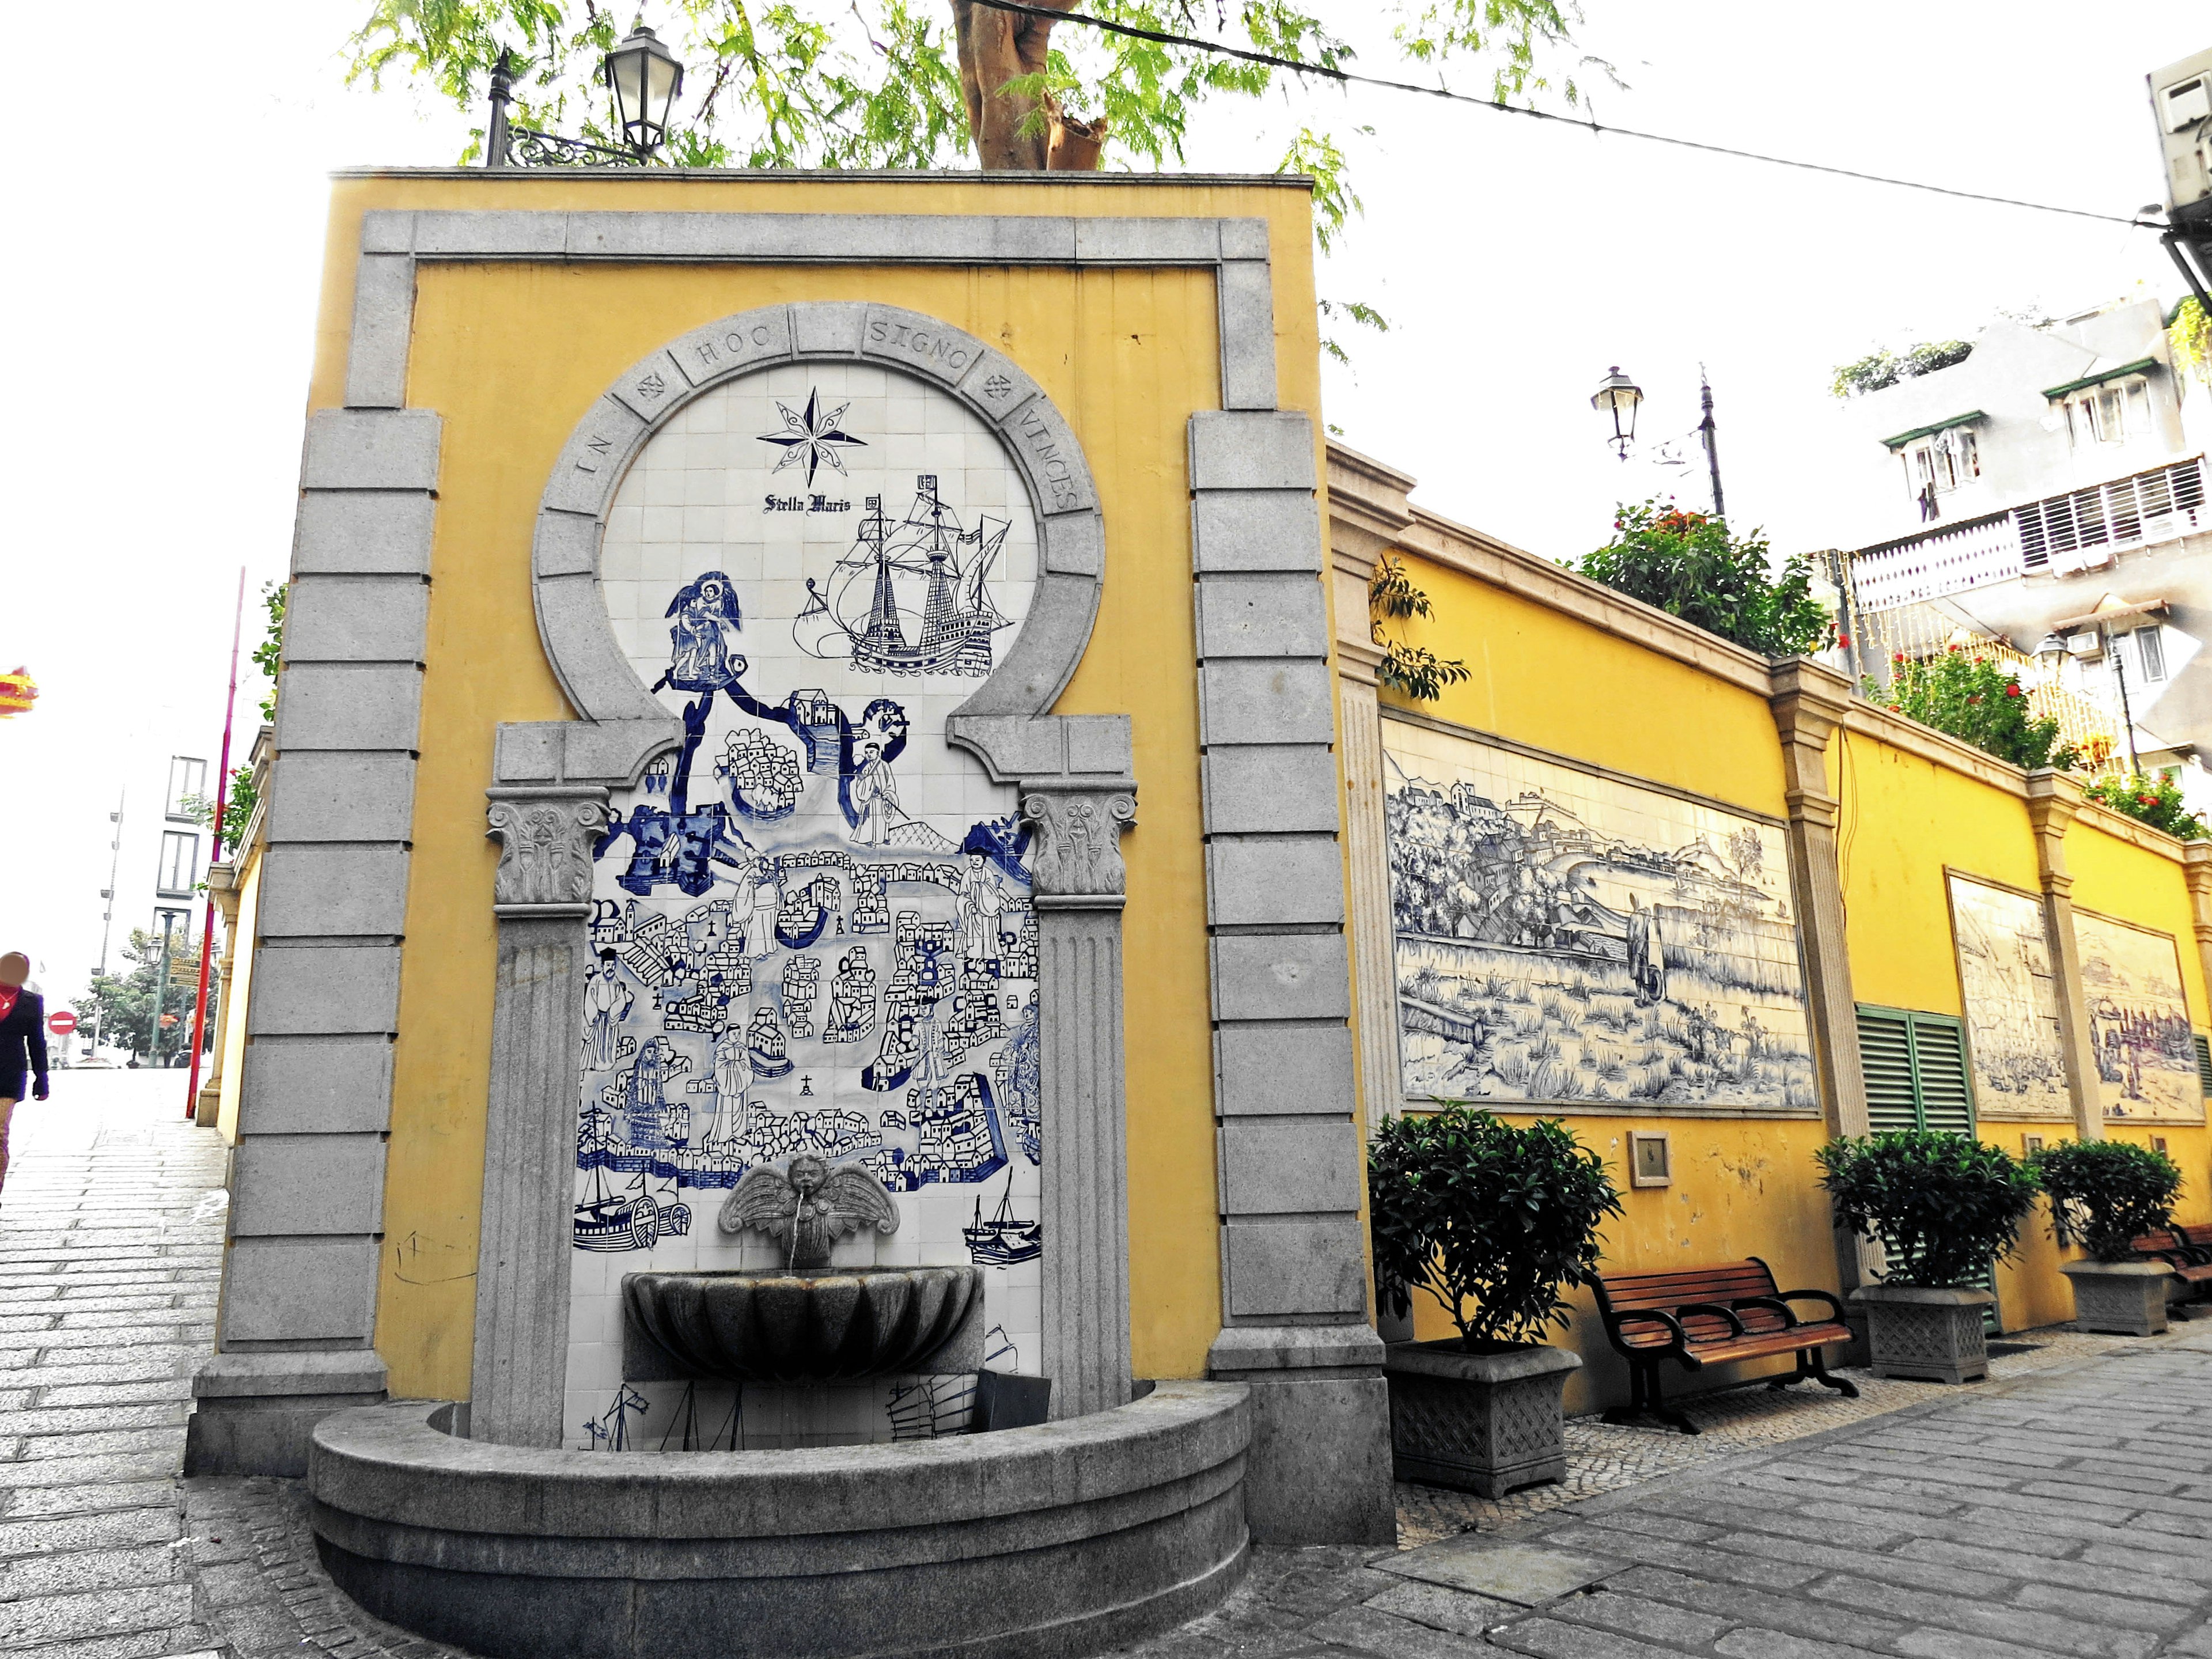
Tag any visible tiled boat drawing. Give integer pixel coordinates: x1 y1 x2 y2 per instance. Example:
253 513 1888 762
1946 874 2070 1121
2074 910 2205 1123
1381 718 1815 1111
567 363 1046 1446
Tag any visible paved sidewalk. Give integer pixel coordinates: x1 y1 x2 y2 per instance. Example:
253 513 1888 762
10 1081 2212 1658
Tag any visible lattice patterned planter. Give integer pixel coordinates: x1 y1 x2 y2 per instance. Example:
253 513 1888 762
2060 1260 2174 1336
1850 1283 1995 1384
1384 1340 1581 1498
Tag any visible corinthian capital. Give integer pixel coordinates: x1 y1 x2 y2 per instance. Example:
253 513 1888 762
486 787 610 914
1021 786 1137 900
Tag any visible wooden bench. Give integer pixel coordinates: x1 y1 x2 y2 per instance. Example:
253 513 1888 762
2130 1226 2212 1315
1592 1257 1857 1435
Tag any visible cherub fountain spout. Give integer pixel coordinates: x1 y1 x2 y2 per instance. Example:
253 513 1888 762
717 1153 900 1270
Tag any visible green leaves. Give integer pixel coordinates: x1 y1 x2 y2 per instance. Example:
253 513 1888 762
1815 1130 2041 1288
2032 1138 2183 1263
1870 647 2080 774
1368 1105 1624 1348
1580 500 1835 660
252 582 286 726
1368 555 1469 702
2084 771 2208 839
1829 340 1974 400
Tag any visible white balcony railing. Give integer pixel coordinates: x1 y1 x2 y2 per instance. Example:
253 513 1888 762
1850 454 2209 611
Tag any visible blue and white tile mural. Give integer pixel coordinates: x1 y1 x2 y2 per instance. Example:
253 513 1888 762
566 363 1044 1448
1946 874 2070 1121
2074 911 2204 1124
1381 718 1816 1111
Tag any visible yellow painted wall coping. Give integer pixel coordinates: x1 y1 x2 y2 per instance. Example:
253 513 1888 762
329 166 1320 189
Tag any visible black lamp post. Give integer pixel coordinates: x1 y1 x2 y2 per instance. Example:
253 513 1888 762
486 20 686 168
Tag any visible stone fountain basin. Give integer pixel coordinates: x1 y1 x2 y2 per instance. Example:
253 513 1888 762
623 1266 984 1383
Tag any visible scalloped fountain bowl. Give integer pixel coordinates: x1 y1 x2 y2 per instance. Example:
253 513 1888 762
622 1265 984 1383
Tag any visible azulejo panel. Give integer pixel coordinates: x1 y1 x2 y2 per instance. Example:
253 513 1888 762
566 361 1047 1450
2073 908 2205 1124
1946 874 2070 1122
1380 717 1816 1115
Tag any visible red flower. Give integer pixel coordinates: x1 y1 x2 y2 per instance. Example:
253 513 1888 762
1893 652 1906 664
2004 685 2023 698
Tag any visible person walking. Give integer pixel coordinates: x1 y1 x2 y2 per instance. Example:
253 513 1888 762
0 952 51 1194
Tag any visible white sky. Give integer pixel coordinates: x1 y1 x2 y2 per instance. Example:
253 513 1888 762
2 1 2205 1009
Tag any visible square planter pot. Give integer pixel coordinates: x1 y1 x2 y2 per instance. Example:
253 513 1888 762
1383 1339 1580 1498
1849 1283 1995 1384
2060 1259 2173 1336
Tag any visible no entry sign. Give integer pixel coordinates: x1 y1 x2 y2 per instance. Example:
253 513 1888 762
47 1010 78 1036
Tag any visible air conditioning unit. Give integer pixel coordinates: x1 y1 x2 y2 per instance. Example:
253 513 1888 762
2066 631 2103 658
2151 48 2212 228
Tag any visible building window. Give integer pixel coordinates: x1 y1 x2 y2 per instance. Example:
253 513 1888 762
166 756 208 821
152 907 192 948
2062 378 2149 448
157 830 199 897
2135 626 2168 683
1901 428 1979 517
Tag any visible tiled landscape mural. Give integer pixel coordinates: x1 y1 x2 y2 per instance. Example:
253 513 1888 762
567 362 1044 1448
2074 911 2205 1123
1381 719 1815 1111
1946 874 2070 1121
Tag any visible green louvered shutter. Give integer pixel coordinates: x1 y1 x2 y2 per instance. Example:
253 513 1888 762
2194 1033 2211 1098
1854 1006 1995 1321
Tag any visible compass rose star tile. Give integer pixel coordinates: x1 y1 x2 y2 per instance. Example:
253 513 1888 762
758 389 867 486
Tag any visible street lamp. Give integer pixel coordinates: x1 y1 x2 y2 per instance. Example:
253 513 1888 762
1590 366 1642 460
485 20 687 167
604 23 685 157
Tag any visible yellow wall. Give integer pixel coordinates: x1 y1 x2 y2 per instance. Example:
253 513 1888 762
214 851 261 1145
294 173 1322 1400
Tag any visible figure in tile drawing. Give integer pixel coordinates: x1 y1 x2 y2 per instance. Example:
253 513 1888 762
705 1020 755 1149
1626 895 1667 1007
851 740 902 847
956 852 1007 963
824 948 878 1044
733 846 783 965
582 952 633 1073
658 571 746 694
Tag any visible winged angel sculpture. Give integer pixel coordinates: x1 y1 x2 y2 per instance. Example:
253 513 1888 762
717 1153 900 1270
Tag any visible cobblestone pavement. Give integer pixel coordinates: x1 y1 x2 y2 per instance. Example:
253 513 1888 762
10 1080 2212 1658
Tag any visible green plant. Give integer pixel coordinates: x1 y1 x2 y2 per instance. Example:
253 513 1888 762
1870 646 2080 772
2170 295 2210 389
1369 1105 1623 1348
1370 555 1471 702
1829 339 1974 399
1815 1130 2041 1287
2084 771 2207 839
253 581 286 724
1580 501 1834 658
2032 1138 2183 1263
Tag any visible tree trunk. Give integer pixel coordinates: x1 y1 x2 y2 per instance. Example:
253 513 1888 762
950 0 1105 171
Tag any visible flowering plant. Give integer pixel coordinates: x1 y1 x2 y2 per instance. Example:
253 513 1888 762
1580 500 1834 658
2084 771 2208 839
1869 647 2079 772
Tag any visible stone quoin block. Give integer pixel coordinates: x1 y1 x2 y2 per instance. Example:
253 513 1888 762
1209 934 1353 1023
301 408 444 493
1213 1023 1357 1116
292 491 437 578
221 1238 382 1344
1222 1218 1370 1318
1217 1118 1362 1216
263 752 418 843
274 664 425 755
1197 658 1338 747
255 846 412 940
1188 410 1317 493
238 1037 397 1135
283 575 431 665
245 945 403 1037
1205 835 1346 929
231 1135 391 1236
1202 746 1342 835
1215 259 1279 412
1194 572 1331 660
344 252 417 410
1191 490 1325 574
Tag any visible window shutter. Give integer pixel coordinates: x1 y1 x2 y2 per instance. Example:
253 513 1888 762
2194 1033 2211 1098
1857 1006 1921 1134
1908 1017 1975 1137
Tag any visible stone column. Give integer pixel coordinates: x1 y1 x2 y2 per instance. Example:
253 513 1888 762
1022 783 1138 1421
1334 631 1402 1139
468 787 608 1446
1768 661 1879 1293
2026 770 2106 1142
195 862 241 1127
2183 842 2212 1020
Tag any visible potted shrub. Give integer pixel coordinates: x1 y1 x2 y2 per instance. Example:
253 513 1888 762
1369 1106 1623 1497
1816 1130 2040 1384
2035 1139 2186 1336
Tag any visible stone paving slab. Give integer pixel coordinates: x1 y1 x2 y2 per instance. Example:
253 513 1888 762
12 1078 2212 1659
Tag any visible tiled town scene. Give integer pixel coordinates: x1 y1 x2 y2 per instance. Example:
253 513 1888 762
10 13 2212 1659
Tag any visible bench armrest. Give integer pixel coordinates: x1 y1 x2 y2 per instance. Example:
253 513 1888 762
1775 1288 1849 1324
1606 1308 1689 1353
1675 1301 1748 1339
1732 1295 1800 1329
2144 1248 2200 1272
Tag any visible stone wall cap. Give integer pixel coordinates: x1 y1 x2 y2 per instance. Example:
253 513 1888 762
330 166 1316 189
2059 1259 2177 1278
1850 1283 1999 1306
194 1351 391 1399
1382 1339 1582 1382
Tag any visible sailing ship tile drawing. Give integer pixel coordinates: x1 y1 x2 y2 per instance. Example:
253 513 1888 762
1381 717 1816 1113
573 362 1046 1449
2074 910 2206 1123
1946 874 2070 1122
